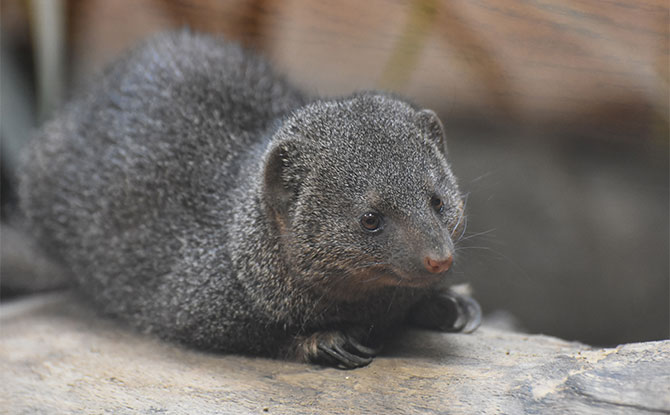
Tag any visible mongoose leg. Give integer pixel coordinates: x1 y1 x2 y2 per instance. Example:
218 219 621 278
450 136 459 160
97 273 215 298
294 328 381 369
408 290 482 334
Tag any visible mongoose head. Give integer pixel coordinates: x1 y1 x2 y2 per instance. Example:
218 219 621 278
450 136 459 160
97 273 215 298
263 93 465 297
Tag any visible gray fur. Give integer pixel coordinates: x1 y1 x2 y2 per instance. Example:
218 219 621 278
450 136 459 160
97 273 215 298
18 31 475 366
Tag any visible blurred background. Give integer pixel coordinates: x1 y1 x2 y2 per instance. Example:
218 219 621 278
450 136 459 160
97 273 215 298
1 0 668 346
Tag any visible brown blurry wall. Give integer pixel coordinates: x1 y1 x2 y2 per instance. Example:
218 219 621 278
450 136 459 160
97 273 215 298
2 0 668 345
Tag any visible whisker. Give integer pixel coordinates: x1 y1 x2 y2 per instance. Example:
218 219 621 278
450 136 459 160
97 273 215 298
386 280 401 313
454 245 530 281
459 228 497 242
469 171 493 183
456 215 468 242
450 193 470 239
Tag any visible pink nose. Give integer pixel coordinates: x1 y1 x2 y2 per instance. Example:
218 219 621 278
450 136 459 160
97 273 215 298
424 255 454 273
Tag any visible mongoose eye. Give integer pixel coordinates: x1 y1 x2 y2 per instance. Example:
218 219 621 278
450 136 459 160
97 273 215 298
430 196 445 213
360 212 383 233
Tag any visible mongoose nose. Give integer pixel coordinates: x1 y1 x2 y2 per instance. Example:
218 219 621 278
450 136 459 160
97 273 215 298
424 255 454 274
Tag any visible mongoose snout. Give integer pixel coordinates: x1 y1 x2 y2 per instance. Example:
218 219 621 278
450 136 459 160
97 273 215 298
424 255 454 274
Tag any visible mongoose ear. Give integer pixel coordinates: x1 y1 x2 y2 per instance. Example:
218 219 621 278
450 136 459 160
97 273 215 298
263 139 305 222
416 109 448 155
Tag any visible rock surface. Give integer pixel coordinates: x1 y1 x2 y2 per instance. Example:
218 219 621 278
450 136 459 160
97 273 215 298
1 293 668 414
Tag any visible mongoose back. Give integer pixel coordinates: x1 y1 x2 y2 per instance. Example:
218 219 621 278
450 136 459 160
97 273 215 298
19 31 480 368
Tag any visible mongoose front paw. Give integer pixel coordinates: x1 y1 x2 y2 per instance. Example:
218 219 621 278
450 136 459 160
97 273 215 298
409 291 482 334
297 329 380 369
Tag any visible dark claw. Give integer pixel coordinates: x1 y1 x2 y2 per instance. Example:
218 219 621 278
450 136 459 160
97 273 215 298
316 343 349 367
347 336 381 357
299 329 379 369
440 295 467 332
319 343 373 369
409 290 482 333
459 294 482 334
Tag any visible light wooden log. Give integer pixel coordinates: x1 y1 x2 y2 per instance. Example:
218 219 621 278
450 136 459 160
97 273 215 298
2 294 668 414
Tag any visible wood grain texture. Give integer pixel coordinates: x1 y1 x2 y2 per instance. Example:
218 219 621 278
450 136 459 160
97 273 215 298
2 294 669 414
62 0 668 140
